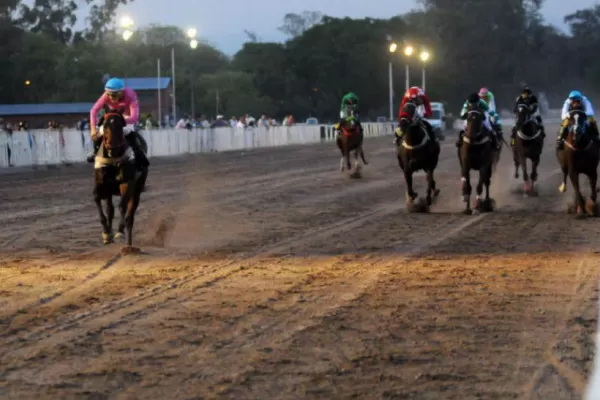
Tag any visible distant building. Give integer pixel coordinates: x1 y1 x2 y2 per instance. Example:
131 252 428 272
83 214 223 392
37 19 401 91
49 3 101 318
0 103 93 129
123 77 172 120
0 76 173 129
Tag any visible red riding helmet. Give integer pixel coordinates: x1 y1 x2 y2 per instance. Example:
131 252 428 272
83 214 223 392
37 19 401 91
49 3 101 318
406 87 422 99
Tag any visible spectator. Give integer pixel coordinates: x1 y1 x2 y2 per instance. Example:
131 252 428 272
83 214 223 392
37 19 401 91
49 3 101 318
236 116 246 128
175 115 190 129
229 116 237 127
211 115 228 128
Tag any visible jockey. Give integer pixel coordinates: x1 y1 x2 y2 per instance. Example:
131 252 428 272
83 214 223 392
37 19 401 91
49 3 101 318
478 87 504 141
512 86 546 141
455 92 499 149
556 90 600 149
87 77 149 169
394 86 435 144
334 91 362 135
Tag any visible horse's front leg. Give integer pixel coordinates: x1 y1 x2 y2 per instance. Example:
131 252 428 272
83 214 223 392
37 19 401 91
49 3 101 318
513 147 520 178
461 169 473 215
569 172 586 218
587 170 598 216
474 169 486 210
530 155 540 191
116 184 129 239
403 168 418 203
521 155 531 193
106 196 115 239
95 195 112 244
425 169 438 206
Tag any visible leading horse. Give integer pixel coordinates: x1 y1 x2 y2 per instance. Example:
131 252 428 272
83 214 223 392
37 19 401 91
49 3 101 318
512 104 544 195
396 102 441 210
93 107 148 247
458 109 498 214
556 109 599 218
336 108 367 176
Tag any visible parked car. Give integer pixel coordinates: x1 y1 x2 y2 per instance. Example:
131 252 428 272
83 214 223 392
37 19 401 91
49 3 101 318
426 102 446 141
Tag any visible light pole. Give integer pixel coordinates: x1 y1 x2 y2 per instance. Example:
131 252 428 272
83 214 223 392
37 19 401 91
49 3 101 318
388 42 397 121
403 45 414 91
419 50 430 92
186 28 198 122
171 27 198 123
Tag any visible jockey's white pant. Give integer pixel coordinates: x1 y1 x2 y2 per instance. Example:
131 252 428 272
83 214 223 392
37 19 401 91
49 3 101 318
463 117 492 132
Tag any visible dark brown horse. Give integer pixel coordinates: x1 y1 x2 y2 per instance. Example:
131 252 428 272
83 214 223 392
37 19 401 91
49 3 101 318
336 109 367 176
556 109 599 218
458 109 498 214
512 104 544 195
396 102 440 209
93 108 148 248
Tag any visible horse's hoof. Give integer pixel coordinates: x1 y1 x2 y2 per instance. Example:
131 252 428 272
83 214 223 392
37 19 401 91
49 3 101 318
586 198 598 217
559 183 566 193
481 198 496 212
407 197 428 213
102 232 113 245
463 209 473 215
567 204 576 214
433 189 440 197
576 212 587 220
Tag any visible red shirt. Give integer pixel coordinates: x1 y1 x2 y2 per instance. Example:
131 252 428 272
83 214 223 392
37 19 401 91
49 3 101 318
398 92 433 120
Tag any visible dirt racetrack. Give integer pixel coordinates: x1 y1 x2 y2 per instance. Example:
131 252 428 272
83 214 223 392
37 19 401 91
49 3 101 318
1 124 600 400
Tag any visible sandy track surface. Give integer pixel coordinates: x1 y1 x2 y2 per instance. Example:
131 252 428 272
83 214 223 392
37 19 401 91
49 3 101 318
1 126 599 399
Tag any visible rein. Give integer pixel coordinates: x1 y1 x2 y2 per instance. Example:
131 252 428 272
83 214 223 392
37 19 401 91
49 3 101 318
463 110 490 145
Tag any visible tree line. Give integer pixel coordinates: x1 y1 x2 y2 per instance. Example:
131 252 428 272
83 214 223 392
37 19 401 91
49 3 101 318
1 0 599 121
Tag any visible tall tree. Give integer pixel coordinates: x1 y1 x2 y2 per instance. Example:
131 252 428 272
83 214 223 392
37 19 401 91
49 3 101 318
278 11 323 38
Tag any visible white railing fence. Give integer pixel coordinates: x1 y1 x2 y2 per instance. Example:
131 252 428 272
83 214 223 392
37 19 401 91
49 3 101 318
0 123 394 168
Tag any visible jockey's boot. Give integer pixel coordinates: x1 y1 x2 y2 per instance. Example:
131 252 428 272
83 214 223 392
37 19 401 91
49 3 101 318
126 132 150 169
394 127 404 145
87 137 102 163
538 124 546 138
490 131 500 150
536 116 546 138
556 126 567 150
590 121 600 146
455 130 465 148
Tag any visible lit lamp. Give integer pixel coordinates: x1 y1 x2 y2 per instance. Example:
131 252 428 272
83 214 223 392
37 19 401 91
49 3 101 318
419 50 430 91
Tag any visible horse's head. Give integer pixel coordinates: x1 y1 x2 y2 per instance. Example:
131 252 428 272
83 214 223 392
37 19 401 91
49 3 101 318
102 108 127 157
465 109 486 139
569 109 587 135
399 101 418 130
516 104 531 126
567 109 588 148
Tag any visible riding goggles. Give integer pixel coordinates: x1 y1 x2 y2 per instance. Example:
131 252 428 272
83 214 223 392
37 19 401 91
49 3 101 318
106 90 123 100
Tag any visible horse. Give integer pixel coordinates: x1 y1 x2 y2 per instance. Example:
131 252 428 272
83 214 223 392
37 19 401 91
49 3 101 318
396 101 441 211
512 104 544 195
458 108 498 214
93 108 148 248
556 109 599 218
336 107 367 177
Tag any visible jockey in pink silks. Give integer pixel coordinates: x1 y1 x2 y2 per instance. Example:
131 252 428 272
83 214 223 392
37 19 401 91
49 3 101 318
87 77 148 169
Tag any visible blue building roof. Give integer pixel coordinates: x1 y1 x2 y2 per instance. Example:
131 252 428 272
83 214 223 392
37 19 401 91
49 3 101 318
0 103 94 116
123 77 171 90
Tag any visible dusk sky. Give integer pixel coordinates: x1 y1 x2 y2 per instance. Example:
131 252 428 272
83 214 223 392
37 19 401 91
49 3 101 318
108 0 594 54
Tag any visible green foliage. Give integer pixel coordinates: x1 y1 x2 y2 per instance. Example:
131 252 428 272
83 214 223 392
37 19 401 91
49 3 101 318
4 1 600 120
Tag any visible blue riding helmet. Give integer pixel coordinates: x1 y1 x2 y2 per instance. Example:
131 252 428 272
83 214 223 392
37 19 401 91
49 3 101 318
105 78 125 92
568 90 583 101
